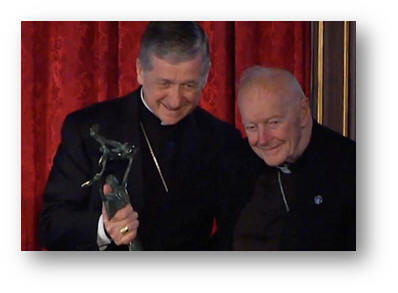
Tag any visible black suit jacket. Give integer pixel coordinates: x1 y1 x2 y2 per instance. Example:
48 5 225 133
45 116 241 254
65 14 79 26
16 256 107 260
39 88 245 250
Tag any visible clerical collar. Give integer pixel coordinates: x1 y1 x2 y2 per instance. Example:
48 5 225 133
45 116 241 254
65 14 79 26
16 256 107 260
276 163 292 174
140 88 168 126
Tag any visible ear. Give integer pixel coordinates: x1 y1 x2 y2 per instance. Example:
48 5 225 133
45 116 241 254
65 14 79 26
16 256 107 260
136 58 144 85
299 96 311 127
200 62 211 89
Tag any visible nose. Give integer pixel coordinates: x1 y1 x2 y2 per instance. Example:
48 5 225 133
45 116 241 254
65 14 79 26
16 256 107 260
166 86 183 109
257 127 273 146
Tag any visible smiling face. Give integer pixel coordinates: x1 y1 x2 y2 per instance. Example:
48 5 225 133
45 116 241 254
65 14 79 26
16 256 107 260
238 74 311 166
136 54 208 125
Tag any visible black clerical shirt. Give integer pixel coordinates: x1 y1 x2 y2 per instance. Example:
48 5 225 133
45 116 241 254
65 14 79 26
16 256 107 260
137 96 187 249
234 122 356 251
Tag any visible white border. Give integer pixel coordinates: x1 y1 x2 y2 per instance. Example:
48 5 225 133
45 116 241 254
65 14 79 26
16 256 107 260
5 0 398 292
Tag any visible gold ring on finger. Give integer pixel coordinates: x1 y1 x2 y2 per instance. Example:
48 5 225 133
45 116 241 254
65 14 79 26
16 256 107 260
120 225 129 235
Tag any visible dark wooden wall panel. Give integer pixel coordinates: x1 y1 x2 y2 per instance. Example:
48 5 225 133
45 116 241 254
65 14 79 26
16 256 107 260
310 21 356 141
324 22 344 133
349 22 356 140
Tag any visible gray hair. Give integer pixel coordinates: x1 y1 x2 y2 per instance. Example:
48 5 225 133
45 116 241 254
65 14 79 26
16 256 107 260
139 21 210 76
238 66 305 100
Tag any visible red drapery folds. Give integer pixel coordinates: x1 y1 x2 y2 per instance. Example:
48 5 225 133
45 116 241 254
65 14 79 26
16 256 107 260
21 21 311 250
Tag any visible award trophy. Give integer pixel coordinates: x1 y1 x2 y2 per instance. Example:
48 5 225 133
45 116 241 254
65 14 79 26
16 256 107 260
81 124 139 250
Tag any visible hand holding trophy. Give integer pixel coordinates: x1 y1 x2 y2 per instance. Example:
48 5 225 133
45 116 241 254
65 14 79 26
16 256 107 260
81 124 139 250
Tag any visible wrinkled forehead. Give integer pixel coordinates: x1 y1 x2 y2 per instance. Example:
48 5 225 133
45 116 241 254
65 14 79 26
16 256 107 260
239 80 303 123
240 78 300 107
146 52 210 78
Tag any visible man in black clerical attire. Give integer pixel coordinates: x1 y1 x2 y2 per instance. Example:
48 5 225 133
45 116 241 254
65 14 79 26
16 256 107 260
39 22 244 250
233 67 355 250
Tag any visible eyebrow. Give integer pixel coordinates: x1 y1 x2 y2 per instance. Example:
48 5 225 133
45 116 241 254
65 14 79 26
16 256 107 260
243 115 283 125
158 78 173 83
157 78 199 84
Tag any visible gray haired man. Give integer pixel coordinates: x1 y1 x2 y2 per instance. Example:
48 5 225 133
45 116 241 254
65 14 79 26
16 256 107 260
40 22 244 250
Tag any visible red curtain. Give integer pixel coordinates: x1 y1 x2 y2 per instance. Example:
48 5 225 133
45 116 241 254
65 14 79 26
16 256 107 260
21 21 311 250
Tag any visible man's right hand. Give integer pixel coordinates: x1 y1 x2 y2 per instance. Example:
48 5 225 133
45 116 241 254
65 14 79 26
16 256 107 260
102 184 139 246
